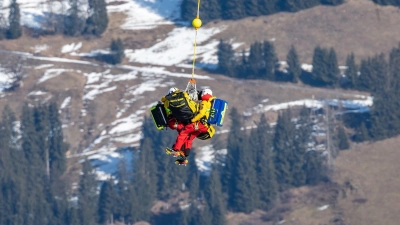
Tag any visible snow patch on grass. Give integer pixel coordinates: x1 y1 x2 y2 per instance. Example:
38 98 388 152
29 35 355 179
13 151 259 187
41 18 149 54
126 26 225 66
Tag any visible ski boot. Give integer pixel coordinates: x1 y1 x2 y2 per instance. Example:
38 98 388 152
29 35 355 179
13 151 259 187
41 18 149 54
165 147 185 157
175 156 189 166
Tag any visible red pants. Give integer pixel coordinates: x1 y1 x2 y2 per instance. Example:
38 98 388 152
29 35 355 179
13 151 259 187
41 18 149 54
173 122 208 153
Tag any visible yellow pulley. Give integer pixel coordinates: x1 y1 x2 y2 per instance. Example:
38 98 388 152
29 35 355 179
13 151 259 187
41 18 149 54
192 16 202 30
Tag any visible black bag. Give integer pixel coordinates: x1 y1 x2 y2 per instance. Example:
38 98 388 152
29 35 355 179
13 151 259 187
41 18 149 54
165 91 197 123
150 103 168 130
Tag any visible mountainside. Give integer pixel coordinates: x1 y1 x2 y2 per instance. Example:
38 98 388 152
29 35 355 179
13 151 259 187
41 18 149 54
0 0 399 224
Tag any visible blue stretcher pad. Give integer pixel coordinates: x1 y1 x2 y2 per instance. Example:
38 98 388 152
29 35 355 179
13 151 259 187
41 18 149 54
207 98 228 127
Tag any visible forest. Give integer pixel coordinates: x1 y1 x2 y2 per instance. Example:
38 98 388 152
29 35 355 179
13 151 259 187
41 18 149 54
0 102 337 225
1 0 400 224
217 40 400 142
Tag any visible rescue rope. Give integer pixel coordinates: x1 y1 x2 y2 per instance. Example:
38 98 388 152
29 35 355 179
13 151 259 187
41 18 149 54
191 0 201 78
186 0 202 101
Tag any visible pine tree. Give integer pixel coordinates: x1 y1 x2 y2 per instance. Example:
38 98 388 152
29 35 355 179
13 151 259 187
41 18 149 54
321 0 344 6
204 167 226 225
67 208 80 225
232 136 258 213
258 0 278 15
236 50 248 78
110 38 125 64
114 159 133 221
192 204 213 225
0 106 24 223
247 41 263 78
85 0 109 36
64 0 85 36
344 52 358 89
286 45 301 83
187 151 200 202
130 117 160 222
132 139 157 222
98 180 116 224
78 159 98 225
254 114 278 209
273 109 296 190
217 39 236 77
303 0 321 8
354 121 370 142
291 107 310 187
0 105 17 177
311 46 330 86
7 0 22 39
47 103 69 184
223 107 242 204
280 0 304 12
369 90 400 140
201 0 222 23
245 0 260 16
389 43 400 92
21 104 45 176
358 54 387 93
327 47 340 86
181 0 198 22
222 0 246 20
337 125 350 150
263 40 278 80
303 151 325 185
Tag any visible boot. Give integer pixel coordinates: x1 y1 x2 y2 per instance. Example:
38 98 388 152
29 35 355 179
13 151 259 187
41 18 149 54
165 147 185 157
175 156 189 165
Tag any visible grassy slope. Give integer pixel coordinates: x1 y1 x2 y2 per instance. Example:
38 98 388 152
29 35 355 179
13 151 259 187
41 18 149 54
212 0 400 65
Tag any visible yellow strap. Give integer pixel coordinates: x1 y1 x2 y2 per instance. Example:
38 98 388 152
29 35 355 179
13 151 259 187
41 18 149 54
197 0 201 17
192 30 198 78
192 0 201 79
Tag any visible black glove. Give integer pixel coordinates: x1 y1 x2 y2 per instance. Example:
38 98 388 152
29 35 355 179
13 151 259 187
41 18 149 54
200 117 208 124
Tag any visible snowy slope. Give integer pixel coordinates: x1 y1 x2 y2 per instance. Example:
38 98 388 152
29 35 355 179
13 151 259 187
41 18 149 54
107 0 182 30
1 0 181 30
4 0 375 178
126 26 225 67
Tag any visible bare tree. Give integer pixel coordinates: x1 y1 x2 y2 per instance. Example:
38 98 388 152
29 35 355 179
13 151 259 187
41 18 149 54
0 0 7 39
3 55 26 91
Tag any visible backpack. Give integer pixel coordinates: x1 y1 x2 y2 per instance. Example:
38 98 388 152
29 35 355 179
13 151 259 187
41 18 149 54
165 91 197 123
207 98 228 127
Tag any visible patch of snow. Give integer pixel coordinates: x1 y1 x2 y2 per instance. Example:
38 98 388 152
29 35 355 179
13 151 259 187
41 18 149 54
61 96 71 109
31 44 49 53
70 49 111 57
83 110 145 156
38 68 73 83
245 97 373 115
90 148 135 181
109 110 144 135
61 42 82 54
196 145 215 174
28 90 48 96
318 205 329 211
2 0 76 29
0 68 14 91
34 64 54 70
120 65 213 80
107 0 181 30
195 145 227 174
301 63 313 72
126 26 225 66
